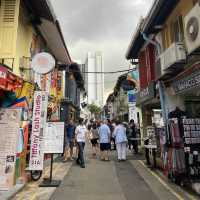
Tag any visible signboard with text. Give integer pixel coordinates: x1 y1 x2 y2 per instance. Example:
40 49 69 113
172 70 200 94
136 82 155 105
43 122 64 154
0 109 21 190
29 91 48 171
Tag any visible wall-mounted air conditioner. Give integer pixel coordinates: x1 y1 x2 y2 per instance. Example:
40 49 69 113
161 42 186 71
184 3 200 54
156 42 186 77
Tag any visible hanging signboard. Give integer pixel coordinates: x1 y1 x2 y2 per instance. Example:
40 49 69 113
31 52 55 74
136 82 155 105
29 91 48 171
43 122 64 154
128 103 137 123
0 109 21 190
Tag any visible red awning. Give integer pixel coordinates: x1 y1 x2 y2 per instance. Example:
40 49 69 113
0 65 23 92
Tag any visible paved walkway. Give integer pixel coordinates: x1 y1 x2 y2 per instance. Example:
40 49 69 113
50 145 196 200
12 144 199 200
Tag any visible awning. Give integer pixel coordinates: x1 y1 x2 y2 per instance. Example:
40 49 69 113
24 0 72 65
0 65 23 92
23 0 56 22
37 19 71 65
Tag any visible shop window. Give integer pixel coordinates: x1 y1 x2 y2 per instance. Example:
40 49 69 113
170 16 184 43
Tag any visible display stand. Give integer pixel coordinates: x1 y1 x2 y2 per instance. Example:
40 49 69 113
39 154 61 187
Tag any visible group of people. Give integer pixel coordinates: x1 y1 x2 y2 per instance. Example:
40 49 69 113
63 118 139 169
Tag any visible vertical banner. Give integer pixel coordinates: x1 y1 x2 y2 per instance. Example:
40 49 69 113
128 103 137 123
0 109 22 190
29 91 48 171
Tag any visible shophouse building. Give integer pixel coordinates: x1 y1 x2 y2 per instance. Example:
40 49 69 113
126 0 200 188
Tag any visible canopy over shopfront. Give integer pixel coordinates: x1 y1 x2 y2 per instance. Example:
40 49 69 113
0 65 23 92
24 0 71 65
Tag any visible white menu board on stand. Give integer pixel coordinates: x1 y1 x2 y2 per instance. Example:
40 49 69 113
0 109 21 190
43 122 64 154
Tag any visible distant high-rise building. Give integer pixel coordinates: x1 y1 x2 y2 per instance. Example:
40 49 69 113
85 52 104 106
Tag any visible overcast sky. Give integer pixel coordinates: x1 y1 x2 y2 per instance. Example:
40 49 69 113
50 0 154 97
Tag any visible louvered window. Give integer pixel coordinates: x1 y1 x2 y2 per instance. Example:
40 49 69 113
3 0 16 23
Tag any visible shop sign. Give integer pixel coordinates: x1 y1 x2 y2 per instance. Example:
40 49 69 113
172 70 200 94
29 91 48 171
136 82 155 105
0 109 22 190
31 52 55 74
43 122 64 154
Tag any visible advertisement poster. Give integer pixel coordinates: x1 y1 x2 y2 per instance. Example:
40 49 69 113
0 109 21 190
29 91 48 171
43 122 64 154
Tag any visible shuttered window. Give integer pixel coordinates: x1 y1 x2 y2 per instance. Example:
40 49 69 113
0 0 20 59
3 0 16 23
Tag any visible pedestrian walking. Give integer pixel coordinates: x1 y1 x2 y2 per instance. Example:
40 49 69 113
113 120 128 161
108 119 116 150
129 119 138 154
89 123 99 157
75 118 88 168
63 119 76 162
98 120 111 161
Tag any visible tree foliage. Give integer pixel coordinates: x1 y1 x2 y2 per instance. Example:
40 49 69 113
87 103 101 114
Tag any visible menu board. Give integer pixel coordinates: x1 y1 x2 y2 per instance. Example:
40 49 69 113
43 122 64 154
0 109 21 190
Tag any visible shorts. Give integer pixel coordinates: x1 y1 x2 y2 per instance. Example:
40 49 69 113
65 137 74 149
100 143 110 151
90 138 98 147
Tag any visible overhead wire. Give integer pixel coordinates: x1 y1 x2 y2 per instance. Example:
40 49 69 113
72 67 137 74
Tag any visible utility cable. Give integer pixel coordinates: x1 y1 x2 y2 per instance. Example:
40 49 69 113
72 67 137 74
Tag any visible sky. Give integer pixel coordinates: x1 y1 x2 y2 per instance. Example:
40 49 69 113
50 0 154 97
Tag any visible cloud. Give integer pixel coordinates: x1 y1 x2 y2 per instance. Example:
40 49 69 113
50 0 154 97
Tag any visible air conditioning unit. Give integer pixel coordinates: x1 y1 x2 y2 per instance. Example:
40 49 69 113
156 42 186 77
184 3 200 54
161 42 186 71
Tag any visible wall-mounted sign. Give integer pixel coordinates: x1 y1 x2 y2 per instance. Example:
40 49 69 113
172 69 200 94
136 82 155 105
31 52 55 74
29 91 48 171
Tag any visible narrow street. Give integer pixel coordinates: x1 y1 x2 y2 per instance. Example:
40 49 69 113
50 145 197 200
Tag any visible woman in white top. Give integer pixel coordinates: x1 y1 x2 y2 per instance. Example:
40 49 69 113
113 120 128 161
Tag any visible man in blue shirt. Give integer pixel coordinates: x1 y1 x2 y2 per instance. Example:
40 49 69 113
99 120 111 161
63 119 75 162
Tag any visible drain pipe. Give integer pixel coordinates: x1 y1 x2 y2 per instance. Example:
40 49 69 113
141 32 169 140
